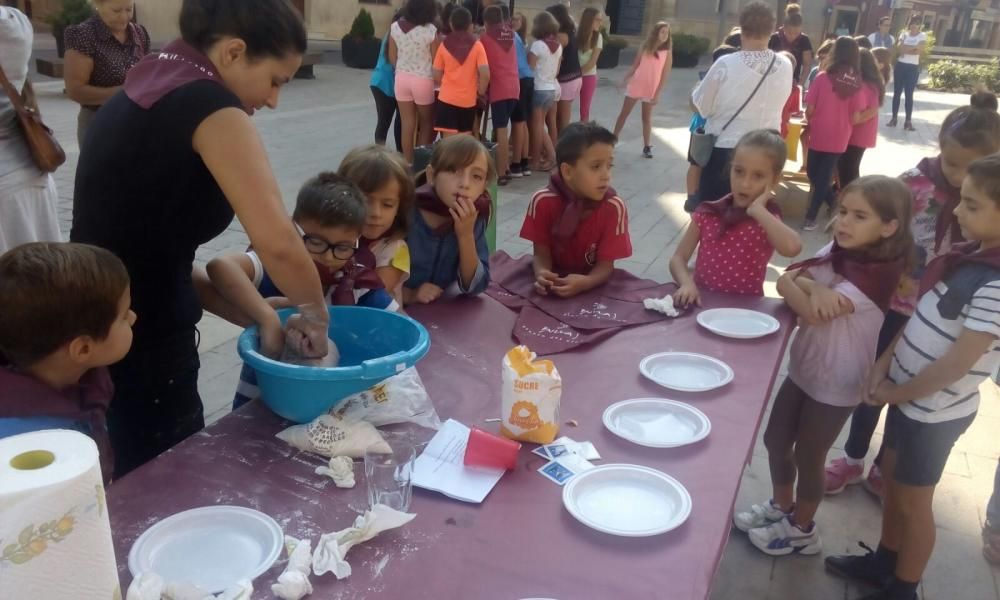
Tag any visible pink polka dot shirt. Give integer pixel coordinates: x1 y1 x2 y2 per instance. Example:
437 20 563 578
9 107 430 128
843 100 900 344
692 208 778 296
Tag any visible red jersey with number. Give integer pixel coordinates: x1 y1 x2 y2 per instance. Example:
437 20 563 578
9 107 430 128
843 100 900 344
520 189 632 274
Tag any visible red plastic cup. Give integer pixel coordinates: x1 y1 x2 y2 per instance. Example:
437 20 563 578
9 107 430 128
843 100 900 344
464 427 521 470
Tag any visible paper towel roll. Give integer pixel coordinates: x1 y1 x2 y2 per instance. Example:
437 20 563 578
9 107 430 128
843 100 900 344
0 430 121 600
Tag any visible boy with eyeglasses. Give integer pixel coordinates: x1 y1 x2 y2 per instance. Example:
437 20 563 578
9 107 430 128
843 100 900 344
207 172 397 408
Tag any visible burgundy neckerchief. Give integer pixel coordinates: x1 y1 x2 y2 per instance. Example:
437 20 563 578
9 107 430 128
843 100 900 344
483 22 515 52
829 65 862 100
321 246 388 306
547 171 617 250
788 242 907 313
0 364 115 484
694 194 779 239
123 39 247 113
443 29 477 64
918 242 1000 298
916 156 964 252
542 33 561 53
416 183 491 235
397 17 416 34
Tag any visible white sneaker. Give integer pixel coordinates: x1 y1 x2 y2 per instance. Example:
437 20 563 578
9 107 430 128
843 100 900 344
733 498 787 532
748 516 823 556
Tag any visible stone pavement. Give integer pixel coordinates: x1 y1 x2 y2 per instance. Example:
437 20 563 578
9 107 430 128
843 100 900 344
26 46 998 599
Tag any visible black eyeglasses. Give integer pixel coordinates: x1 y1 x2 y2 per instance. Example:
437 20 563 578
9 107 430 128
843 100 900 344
302 234 358 260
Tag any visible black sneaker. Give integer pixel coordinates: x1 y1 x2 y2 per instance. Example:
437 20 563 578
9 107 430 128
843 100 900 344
825 542 890 588
509 163 523 177
643 145 653 159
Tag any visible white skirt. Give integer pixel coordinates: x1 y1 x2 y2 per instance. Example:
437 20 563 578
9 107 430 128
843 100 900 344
0 171 62 254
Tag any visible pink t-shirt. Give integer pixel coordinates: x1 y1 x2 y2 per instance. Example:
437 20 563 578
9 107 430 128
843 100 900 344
787 244 884 407
805 71 864 154
691 208 780 296
848 83 880 149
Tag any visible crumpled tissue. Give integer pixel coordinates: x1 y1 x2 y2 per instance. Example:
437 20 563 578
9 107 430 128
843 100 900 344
125 573 252 600
315 456 355 488
643 294 680 317
271 535 313 600
312 504 416 579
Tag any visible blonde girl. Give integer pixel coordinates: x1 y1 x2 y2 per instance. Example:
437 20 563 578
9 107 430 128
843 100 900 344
576 7 604 122
612 22 672 159
528 11 562 173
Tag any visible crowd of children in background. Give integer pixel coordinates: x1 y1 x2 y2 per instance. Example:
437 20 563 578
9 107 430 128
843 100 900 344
5 2 1000 599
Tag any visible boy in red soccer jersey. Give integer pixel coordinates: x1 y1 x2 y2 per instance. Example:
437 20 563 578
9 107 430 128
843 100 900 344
520 122 631 298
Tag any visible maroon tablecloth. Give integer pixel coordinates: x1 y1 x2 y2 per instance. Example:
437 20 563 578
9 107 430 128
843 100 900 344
108 292 794 599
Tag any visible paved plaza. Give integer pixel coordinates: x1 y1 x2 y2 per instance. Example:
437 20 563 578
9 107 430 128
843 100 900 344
26 40 1000 599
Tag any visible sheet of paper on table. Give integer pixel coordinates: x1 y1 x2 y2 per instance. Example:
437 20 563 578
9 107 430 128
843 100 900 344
411 419 505 503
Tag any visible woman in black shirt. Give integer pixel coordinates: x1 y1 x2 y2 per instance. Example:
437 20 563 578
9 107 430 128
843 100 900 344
71 0 329 477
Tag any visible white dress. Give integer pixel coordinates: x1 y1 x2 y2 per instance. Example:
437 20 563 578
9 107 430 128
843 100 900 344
0 7 61 253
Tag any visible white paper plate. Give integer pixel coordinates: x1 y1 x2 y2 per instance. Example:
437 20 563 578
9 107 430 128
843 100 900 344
639 352 734 392
603 398 711 448
562 464 692 537
128 506 283 593
696 308 780 339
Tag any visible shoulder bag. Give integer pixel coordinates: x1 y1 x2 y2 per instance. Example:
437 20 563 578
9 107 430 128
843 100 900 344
690 52 778 167
0 62 66 173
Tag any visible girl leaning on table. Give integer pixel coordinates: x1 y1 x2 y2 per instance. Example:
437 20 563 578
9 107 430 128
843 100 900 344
734 175 913 557
404 134 494 305
668 129 802 307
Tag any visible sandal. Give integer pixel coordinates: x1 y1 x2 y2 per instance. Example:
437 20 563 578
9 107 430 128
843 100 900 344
887 117 898 128
904 121 915 131
983 520 1000 565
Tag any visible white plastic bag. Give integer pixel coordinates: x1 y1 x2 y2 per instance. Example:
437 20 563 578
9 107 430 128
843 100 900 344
500 346 562 444
331 368 441 430
276 413 390 458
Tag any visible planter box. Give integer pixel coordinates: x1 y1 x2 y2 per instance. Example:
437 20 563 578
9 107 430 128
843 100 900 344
342 37 381 69
673 52 701 68
597 46 622 69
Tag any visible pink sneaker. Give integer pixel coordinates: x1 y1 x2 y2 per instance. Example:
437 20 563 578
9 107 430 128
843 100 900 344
824 457 864 495
863 464 885 503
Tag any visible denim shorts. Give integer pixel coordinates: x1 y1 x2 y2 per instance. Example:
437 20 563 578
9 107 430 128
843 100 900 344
532 89 557 112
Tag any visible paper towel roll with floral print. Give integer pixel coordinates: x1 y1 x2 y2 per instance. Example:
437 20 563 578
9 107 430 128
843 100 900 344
0 430 120 599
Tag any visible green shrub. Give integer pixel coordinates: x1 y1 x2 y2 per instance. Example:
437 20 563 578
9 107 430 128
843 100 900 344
928 59 1000 93
348 8 375 41
671 33 710 58
46 0 93 29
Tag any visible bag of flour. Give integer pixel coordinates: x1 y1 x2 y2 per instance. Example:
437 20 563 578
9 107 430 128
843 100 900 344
500 345 562 444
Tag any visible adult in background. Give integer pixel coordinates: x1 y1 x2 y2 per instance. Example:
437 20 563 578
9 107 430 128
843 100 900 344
64 0 150 146
689 1 792 208
71 0 329 477
868 16 894 49
890 15 926 131
768 2 811 84
0 6 62 253
547 3 582 134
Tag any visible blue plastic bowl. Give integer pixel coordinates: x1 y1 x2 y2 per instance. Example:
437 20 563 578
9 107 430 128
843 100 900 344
237 306 430 423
